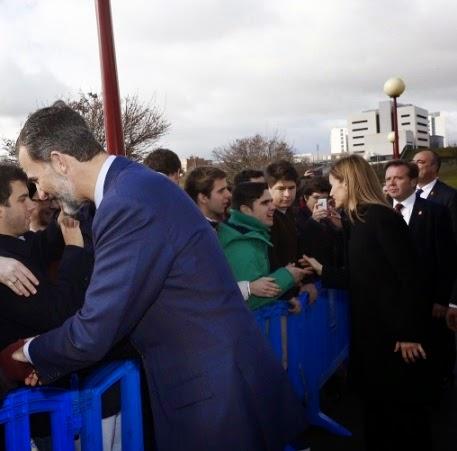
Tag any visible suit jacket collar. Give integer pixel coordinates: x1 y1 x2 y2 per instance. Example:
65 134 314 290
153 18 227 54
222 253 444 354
103 156 132 196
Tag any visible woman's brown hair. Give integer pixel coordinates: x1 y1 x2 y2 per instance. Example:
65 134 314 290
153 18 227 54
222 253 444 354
330 154 390 222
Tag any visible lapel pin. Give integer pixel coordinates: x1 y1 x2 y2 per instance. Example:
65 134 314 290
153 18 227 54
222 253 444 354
418 210 423 215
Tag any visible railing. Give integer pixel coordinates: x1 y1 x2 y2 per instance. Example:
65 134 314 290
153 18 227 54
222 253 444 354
254 286 351 437
0 359 143 450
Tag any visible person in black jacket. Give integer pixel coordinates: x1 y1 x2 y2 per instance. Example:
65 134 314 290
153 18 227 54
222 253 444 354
303 155 431 451
0 164 91 353
413 150 457 243
385 160 457 389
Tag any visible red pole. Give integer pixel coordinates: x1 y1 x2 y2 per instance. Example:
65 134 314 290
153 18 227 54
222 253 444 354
392 97 399 159
94 0 125 156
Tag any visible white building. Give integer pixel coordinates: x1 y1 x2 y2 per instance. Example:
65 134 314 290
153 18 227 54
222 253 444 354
347 101 429 159
330 128 348 154
429 112 447 147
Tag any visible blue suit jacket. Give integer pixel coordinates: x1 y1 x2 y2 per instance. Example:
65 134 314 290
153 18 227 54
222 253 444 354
29 157 306 450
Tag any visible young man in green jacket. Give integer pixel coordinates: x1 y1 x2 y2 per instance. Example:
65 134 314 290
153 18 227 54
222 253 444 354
218 182 310 311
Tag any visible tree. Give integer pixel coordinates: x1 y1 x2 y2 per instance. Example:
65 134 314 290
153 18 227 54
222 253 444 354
0 138 15 159
212 134 295 181
67 92 170 161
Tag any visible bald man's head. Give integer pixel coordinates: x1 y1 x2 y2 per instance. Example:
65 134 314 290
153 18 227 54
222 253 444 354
412 150 441 186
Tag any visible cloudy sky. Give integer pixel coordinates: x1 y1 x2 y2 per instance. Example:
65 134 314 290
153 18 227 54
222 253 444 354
1 0 457 158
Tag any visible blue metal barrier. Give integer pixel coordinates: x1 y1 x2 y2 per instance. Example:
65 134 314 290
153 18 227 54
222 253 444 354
0 387 76 451
0 359 144 450
255 286 351 437
79 359 144 451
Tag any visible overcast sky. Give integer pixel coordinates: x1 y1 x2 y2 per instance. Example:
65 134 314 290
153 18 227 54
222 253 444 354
1 0 457 158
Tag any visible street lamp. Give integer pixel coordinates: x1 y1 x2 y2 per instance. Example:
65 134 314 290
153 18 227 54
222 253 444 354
383 77 406 159
387 131 396 157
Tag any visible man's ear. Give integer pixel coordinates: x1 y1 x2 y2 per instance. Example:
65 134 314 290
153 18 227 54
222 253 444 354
50 151 68 175
197 192 208 206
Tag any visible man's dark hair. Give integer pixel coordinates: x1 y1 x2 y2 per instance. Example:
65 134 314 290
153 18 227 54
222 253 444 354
299 176 331 198
233 169 265 186
265 160 298 187
0 163 28 206
143 148 181 175
15 101 104 162
232 182 268 210
385 160 419 180
184 166 227 202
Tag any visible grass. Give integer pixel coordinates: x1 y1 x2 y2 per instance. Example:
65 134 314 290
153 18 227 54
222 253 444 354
439 162 457 188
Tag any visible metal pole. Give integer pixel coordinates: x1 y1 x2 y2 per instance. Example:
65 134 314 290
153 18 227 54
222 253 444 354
392 97 399 159
94 0 125 156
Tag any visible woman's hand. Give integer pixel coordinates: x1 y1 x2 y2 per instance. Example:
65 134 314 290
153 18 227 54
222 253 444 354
299 255 323 276
0 256 39 297
287 297 302 314
394 341 427 363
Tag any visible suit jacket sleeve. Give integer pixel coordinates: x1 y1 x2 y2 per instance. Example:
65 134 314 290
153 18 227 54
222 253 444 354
29 196 174 383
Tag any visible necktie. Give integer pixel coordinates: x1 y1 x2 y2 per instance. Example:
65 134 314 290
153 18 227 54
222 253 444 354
395 203 404 215
416 188 423 198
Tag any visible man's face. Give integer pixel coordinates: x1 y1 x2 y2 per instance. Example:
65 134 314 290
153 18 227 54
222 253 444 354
201 177 232 220
0 180 36 237
412 151 437 184
269 179 296 209
305 191 328 211
385 165 416 201
18 147 82 216
30 191 59 231
244 189 276 226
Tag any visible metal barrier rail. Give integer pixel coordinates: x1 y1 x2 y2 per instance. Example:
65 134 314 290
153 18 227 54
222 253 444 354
254 286 352 437
0 359 143 450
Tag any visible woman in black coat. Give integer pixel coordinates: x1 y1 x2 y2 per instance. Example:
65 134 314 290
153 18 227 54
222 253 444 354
303 155 431 451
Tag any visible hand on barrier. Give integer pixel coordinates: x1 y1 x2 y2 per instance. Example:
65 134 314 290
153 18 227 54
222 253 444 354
250 277 281 298
287 297 302 314
394 341 427 363
299 282 318 305
0 256 39 297
431 303 447 319
446 307 457 332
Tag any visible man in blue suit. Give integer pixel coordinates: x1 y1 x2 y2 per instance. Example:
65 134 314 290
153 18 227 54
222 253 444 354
13 103 307 450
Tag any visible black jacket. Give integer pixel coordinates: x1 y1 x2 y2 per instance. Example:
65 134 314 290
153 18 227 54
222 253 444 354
408 197 457 306
426 179 457 244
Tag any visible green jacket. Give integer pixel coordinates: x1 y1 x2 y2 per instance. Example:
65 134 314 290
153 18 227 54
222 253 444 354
218 209 295 310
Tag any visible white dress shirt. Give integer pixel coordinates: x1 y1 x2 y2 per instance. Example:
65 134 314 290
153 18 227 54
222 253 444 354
23 155 117 364
392 191 416 225
417 178 437 199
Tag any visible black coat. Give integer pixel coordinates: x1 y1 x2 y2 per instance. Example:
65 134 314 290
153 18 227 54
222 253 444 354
322 204 430 397
0 226 91 350
426 179 457 244
408 197 457 306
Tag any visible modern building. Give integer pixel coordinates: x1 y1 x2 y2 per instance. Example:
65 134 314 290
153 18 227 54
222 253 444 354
347 101 429 159
330 128 348 154
429 112 447 147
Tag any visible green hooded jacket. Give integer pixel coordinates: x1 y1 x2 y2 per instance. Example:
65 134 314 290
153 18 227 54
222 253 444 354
218 209 295 310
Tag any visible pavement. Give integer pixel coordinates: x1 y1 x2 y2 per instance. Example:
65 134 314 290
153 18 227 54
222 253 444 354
308 365 457 450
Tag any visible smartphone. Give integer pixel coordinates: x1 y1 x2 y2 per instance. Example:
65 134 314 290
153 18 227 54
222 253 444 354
316 198 328 210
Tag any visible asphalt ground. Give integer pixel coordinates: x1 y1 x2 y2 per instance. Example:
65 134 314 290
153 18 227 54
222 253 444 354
308 361 457 451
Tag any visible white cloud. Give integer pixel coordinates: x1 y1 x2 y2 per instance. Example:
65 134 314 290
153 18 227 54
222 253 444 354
1 0 457 156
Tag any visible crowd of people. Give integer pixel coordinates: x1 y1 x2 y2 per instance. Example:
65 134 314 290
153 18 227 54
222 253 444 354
0 101 456 451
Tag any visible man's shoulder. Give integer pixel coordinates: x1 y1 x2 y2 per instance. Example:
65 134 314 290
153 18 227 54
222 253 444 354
433 180 457 197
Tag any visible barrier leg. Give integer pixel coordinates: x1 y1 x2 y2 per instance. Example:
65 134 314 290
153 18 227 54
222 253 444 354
121 364 144 451
80 395 104 451
5 414 30 451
